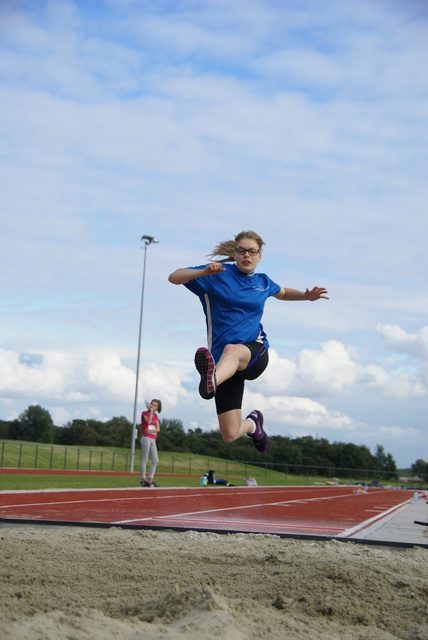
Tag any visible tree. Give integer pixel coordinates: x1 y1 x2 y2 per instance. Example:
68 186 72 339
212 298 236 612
55 419 87 445
157 419 187 451
0 420 10 439
106 416 133 448
374 443 397 479
336 443 366 471
411 459 428 477
374 444 387 469
80 426 99 446
270 436 303 466
19 405 54 443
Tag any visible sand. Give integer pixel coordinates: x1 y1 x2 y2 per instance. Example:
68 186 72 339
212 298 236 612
0 525 427 640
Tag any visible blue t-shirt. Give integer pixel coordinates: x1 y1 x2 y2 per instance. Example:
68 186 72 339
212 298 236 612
184 263 281 362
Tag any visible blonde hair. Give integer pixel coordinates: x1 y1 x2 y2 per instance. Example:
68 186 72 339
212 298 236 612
207 230 265 262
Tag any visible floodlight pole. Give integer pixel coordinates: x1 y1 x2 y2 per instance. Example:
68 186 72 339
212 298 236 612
129 235 159 473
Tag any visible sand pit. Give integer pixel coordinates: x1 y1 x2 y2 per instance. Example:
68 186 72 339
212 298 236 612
0 525 427 639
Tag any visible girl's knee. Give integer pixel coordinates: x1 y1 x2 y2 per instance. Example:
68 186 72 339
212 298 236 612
220 430 236 443
218 409 242 443
219 422 241 443
222 343 240 357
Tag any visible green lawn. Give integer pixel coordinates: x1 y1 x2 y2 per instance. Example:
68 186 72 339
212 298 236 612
0 472 349 491
0 440 393 491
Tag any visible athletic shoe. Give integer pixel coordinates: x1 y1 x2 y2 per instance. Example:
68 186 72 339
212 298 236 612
147 481 158 488
194 347 217 399
246 410 269 453
140 480 150 487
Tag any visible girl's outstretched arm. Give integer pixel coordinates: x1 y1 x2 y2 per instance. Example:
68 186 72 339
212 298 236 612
274 286 329 301
168 263 225 285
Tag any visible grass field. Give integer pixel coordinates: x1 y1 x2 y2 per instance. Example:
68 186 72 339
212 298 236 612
0 440 406 491
0 471 355 491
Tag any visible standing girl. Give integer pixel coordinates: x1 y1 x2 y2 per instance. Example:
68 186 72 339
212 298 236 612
140 398 162 487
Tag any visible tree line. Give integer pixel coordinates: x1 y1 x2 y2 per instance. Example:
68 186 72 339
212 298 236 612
1 403 426 479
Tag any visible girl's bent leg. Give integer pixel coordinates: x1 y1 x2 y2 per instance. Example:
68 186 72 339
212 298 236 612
215 344 251 385
218 409 255 442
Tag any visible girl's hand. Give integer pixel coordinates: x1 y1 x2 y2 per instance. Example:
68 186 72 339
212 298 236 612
305 287 329 301
204 262 226 276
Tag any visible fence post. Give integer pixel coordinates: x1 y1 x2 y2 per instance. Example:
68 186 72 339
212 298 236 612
50 446 54 470
89 450 92 471
189 458 192 475
77 449 80 471
100 451 103 471
35 444 39 469
112 451 115 471
18 443 23 468
64 447 67 471
1 442 4 468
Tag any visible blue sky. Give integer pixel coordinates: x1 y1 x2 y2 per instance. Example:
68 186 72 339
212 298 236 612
1 0 427 468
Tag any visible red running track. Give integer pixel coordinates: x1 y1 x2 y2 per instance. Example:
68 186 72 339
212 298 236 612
0 486 412 539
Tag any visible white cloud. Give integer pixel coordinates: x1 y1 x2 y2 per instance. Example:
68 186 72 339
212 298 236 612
262 394 355 433
297 341 357 393
377 323 428 360
0 345 191 425
258 343 356 397
360 364 426 400
378 424 421 440
0 347 131 403
365 324 428 397
256 350 297 394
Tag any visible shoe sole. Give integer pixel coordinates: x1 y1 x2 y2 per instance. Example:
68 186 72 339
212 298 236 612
194 348 216 399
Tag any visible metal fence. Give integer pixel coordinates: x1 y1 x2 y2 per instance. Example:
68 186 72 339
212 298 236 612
0 441 130 472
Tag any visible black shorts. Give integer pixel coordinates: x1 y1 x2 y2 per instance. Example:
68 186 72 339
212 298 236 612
214 341 269 415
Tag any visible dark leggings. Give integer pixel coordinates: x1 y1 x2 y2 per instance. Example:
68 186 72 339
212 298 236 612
214 341 269 415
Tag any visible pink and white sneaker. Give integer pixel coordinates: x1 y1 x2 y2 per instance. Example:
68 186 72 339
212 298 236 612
194 347 217 400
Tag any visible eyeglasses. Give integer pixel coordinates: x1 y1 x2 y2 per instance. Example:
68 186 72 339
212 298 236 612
235 247 261 256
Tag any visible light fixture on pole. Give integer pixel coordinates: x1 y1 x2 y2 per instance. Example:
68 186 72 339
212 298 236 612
129 235 159 473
